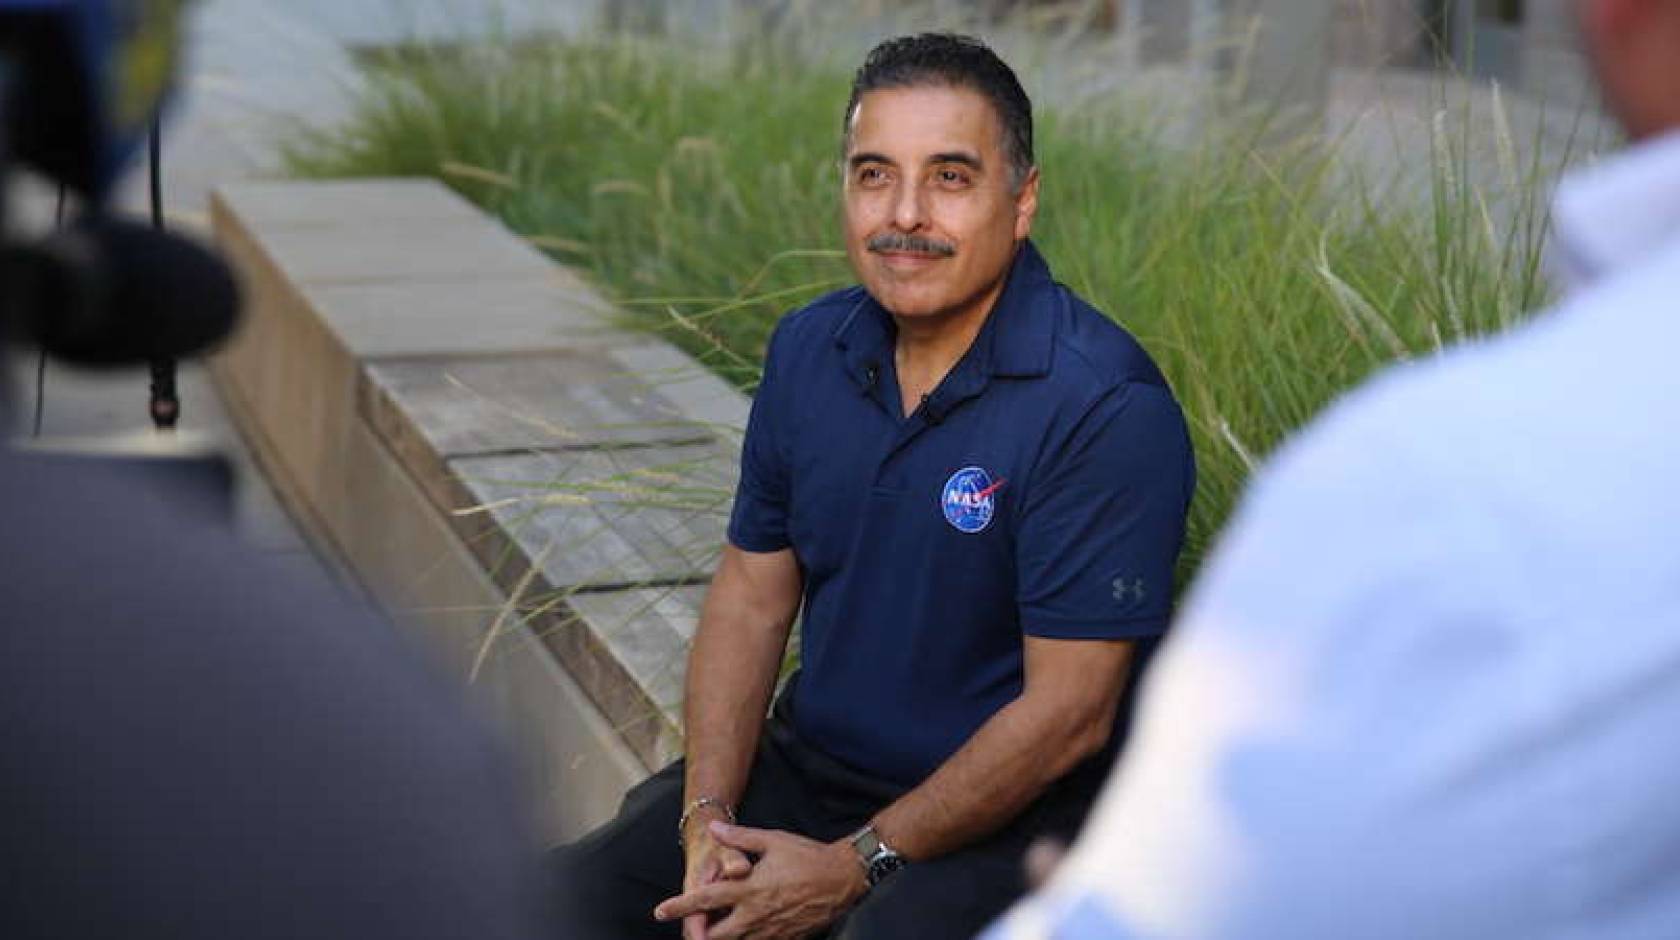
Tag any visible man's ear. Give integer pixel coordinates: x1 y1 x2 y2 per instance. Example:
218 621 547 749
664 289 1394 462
1014 166 1041 240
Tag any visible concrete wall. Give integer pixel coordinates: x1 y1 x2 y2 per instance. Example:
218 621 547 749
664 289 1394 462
1123 0 1594 107
1334 0 1432 67
1519 0 1597 109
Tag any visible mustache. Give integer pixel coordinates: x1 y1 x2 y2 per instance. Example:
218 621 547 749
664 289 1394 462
866 232 956 257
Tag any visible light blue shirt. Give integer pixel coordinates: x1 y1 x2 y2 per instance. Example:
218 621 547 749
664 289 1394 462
986 130 1680 939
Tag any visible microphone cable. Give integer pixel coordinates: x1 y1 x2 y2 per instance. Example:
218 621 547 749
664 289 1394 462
147 113 179 431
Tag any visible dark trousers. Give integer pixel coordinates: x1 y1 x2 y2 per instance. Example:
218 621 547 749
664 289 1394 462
550 694 1093 939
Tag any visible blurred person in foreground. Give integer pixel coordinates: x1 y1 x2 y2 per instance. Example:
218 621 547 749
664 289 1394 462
0 3 544 936
985 0 1680 936
0 452 549 940
553 32 1194 940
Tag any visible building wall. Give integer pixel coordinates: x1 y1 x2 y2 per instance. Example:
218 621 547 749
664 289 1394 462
1518 0 1597 108
1118 0 1432 70
1129 0 1194 63
1333 0 1432 68
1279 0 1592 106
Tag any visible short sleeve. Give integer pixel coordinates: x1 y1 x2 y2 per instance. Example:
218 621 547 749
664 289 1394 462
1017 382 1194 639
726 319 795 553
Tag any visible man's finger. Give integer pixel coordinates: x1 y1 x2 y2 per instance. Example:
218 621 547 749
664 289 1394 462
718 846 752 879
655 881 743 922
682 911 709 940
709 821 775 854
704 909 753 940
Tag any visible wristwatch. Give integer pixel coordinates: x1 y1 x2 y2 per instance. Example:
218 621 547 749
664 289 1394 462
847 824 906 888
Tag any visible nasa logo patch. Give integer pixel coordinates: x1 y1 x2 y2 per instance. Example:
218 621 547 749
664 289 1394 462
941 466 1005 534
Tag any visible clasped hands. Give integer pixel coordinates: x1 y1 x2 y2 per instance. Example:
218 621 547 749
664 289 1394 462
656 818 868 940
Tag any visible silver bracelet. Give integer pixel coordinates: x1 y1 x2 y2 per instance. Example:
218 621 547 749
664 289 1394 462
677 796 737 847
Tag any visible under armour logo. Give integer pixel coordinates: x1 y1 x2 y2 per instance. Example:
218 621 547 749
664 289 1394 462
1111 576 1146 604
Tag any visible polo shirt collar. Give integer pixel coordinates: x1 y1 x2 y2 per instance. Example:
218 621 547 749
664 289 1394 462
832 238 1057 393
1549 129 1680 293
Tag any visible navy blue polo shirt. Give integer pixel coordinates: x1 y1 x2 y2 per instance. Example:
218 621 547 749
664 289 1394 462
727 240 1195 787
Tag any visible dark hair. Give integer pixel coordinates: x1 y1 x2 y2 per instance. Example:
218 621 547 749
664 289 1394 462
844 32 1035 189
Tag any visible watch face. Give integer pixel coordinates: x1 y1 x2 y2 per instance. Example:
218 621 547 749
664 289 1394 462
851 826 907 887
867 852 906 886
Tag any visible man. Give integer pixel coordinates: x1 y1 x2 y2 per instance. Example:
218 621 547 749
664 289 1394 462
986 0 1680 936
554 33 1195 940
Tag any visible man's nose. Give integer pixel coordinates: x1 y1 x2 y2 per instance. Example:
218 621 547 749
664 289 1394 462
891 178 929 231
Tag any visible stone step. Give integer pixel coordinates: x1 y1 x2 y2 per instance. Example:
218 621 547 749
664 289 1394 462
210 177 748 839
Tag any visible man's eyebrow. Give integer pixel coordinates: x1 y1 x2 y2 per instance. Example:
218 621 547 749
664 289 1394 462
848 152 895 169
929 151 984 170
846 151 986 172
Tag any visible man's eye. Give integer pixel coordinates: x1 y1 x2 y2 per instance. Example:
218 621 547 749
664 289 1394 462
858 167 887 184
937 169 969 185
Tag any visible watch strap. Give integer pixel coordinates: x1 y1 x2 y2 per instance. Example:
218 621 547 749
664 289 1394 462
848 824 906 887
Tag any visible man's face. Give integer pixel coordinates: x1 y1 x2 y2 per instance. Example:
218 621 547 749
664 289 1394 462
842 84 1039 323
